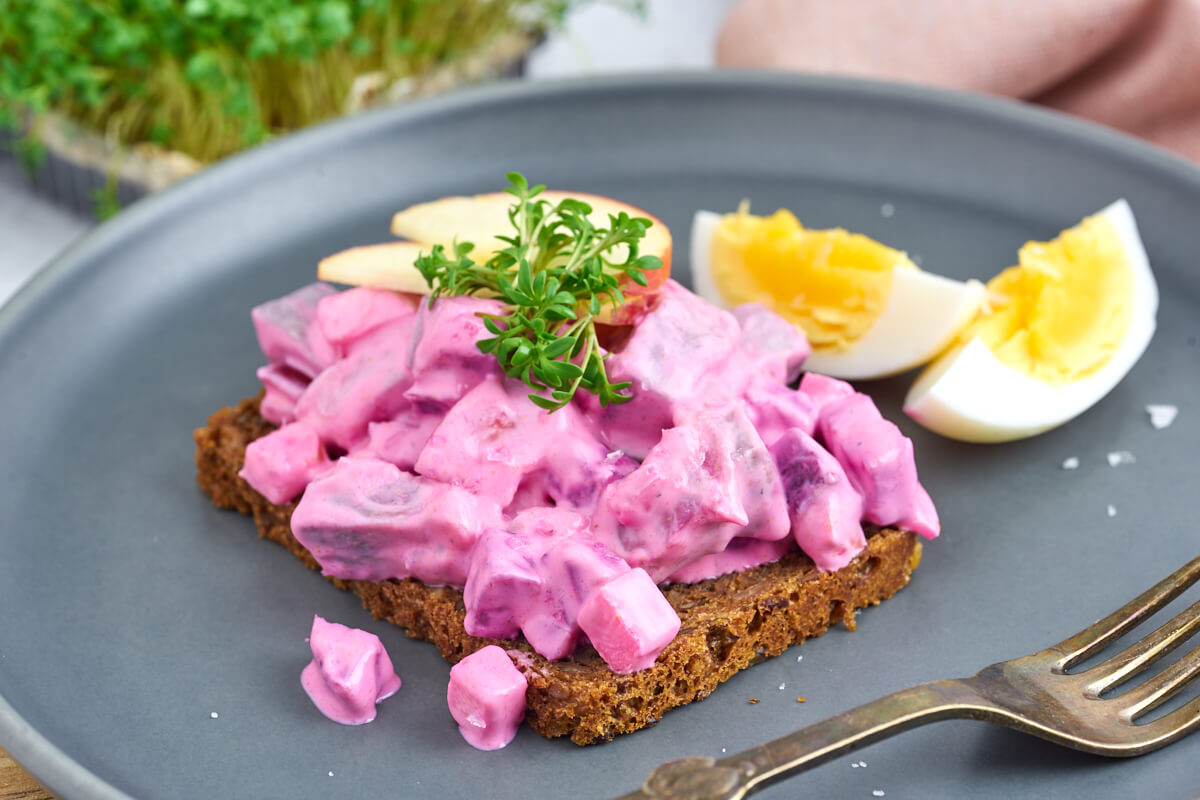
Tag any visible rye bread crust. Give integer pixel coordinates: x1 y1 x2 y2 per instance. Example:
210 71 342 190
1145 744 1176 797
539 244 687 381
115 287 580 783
194 395 923 745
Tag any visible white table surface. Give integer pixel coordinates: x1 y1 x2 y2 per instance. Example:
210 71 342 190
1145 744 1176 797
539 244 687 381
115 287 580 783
0 0 735 309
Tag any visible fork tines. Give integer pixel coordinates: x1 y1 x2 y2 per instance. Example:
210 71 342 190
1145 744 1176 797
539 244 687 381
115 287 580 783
1054 554 1200 724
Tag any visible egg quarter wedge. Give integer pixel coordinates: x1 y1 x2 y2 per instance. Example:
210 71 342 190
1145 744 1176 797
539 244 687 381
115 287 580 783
803 269 986 379
689 210 725 314
1104 198 1158 315
690 208 986 380
903 199 1158 443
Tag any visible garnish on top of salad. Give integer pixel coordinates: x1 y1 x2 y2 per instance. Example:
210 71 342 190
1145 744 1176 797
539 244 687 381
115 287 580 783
413 172 663 411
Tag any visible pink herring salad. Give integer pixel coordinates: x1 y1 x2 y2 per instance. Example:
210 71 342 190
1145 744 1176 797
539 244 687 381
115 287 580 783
240 278 939 675
578 568 682 673
301 615 402 725
447 645 529 750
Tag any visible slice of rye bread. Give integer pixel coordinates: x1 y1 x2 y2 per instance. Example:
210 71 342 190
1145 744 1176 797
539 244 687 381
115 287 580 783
194 395 923 745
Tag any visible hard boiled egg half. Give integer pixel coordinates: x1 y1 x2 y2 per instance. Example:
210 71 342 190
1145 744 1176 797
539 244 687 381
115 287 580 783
903 199 1158 443
691 207 985 380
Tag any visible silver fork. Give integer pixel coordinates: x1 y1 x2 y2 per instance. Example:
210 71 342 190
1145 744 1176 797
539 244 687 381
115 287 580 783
613 554 1200 800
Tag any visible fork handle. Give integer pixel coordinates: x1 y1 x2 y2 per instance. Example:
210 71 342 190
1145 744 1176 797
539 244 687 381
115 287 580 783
612 679 994 800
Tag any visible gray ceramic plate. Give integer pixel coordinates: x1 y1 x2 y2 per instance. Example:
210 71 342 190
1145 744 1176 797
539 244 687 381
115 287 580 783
1 74 1198 800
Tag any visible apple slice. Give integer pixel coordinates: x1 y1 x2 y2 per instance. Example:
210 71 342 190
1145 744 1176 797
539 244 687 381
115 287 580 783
318 232 667 324
317 242 431 295
390 190 672 324
317 191 672 325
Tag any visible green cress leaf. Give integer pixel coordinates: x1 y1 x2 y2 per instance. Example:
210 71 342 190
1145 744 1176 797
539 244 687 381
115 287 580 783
415 173 663 411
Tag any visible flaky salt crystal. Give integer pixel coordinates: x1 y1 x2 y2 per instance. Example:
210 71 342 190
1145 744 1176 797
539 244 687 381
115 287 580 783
1146 404 1178 430
1061 457 1080 470
1107 451 1136 467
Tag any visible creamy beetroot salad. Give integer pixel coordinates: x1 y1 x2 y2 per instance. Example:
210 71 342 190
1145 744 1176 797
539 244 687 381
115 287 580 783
240 279 939 675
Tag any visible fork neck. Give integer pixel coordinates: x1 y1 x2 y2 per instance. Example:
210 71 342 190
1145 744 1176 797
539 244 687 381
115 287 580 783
623 679 996 800
727 679 995 793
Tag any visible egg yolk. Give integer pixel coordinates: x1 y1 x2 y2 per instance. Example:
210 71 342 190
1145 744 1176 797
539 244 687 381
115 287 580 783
709 208 914 351
966 212 1131 384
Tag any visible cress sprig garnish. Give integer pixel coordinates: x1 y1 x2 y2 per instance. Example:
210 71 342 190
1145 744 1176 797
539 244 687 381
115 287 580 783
414 173 662 412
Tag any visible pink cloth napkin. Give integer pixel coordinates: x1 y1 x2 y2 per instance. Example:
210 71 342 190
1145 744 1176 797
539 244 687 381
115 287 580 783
717 0 1200 162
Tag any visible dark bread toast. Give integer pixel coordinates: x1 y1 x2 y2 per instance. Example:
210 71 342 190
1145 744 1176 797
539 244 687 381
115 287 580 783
194 395 923 745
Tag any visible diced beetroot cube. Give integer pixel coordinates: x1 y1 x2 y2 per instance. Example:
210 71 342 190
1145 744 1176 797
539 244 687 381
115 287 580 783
251 283 337 378
541 537 628 616
665 536 795 584
770 428 867 572
301 615 401 726
797 372 855 411
687 407 791 543
464 509 631 663
293 316 417 450
446 646 528 751
818 394 940 539
611 281 742 393
577 568 681 674
356 408 444 471
238 421 330 504
732 303 810 383
521 518 629 661
316 287 417 352
416 376 617 511
593 407 788 582
507 507 590 540
593 422 746 580
520 414 626 513
256 364 310 425
463 529 542 640
415 377 540 505
516 604 578 663
291 457 500 586
596 281 742 458
406 296 504 405
504 472 556 516
740 377 818 447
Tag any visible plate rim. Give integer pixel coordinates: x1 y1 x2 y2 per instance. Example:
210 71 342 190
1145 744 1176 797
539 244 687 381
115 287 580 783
2 69 1199 800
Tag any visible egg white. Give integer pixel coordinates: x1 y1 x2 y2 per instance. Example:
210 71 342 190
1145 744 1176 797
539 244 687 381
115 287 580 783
690 209 985 380
690 210 725 312
902 199 1157 443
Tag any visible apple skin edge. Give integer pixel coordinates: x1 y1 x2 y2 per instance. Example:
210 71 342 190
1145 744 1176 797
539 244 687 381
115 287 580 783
597 240 672 325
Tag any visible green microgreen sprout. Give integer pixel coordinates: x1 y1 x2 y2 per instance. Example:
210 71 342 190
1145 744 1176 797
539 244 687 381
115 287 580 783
0 1 599 164
414 172 663 412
